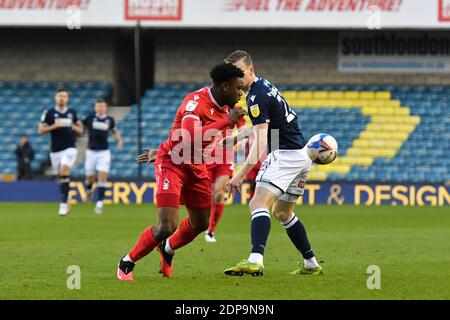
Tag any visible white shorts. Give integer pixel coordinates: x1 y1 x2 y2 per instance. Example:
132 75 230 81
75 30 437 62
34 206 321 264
256 148 312 202
50 147 78 174
85 149 111 176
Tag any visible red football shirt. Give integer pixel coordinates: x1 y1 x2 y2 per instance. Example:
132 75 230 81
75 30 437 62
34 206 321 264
158 86 234 167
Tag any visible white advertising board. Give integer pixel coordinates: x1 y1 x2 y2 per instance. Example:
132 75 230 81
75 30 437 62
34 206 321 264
0 0 449 28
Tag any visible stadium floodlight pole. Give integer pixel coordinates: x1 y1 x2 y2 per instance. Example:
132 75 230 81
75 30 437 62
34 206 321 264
134 20 143 179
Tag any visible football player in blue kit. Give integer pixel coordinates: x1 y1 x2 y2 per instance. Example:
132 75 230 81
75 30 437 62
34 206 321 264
224 51 323 276
83 99 123 214
38 88 83 216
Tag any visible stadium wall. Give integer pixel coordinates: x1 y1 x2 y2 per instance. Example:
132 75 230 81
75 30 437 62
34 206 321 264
154 29 450 85
1 29 449 87
0 29 115 82
0 28 154 104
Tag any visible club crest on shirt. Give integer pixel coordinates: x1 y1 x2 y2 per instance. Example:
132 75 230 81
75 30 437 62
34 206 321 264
250 104 260 118
163 179 170 190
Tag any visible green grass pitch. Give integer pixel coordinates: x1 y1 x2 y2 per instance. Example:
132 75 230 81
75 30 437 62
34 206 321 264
0 203 449 300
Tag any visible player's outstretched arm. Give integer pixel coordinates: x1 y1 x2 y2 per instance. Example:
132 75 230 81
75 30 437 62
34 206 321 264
180 106 247 139
113 128 124 149
136 148 158 164
220 126 254 147
227 123 268 194
179 107 247 152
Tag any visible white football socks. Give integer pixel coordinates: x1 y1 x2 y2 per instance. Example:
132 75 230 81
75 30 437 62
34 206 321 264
248 253 264 265
304 256 319 269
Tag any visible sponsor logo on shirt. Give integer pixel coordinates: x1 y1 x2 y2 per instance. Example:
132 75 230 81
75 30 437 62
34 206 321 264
186 100 198 111
92 121 109 131
58 118 73 127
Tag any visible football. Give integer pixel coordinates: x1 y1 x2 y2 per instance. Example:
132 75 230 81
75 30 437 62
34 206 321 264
306 133 338 165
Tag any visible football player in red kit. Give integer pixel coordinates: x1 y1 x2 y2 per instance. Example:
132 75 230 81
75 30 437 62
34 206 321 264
204 116 247 242
117 62 247 280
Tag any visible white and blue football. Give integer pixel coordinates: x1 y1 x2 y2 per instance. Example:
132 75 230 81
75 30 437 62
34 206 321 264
306 133 338 165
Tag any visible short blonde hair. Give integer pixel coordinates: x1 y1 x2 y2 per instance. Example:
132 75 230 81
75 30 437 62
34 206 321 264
225 50 253 67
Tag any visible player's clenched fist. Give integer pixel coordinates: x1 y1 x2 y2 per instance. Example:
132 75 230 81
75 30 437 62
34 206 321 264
227 106 247 124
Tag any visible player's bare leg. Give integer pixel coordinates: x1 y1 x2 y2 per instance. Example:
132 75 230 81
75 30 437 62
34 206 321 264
272 199 322 275
94 171 108 214
159 207 210 277
206 175 229 242
225 186 276 276
84 175 95 203
244 178 257 200
58 164 72 216
117 206 179 281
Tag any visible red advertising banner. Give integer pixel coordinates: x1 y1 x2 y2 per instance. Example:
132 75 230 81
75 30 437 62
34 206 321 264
125 0 182 20
439 0 450 22
0 0 91 10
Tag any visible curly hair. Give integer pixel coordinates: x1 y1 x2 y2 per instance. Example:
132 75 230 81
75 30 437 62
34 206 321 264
210 62 244 85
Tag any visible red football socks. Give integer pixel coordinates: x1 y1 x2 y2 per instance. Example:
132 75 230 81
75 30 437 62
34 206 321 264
208 203 224 233
129 226 160 262
167 217 199 251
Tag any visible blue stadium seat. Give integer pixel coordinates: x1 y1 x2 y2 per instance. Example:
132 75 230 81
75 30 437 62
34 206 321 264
1 82 448 182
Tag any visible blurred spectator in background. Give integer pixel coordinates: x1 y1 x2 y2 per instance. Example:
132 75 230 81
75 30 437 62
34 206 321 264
15 134 35 180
